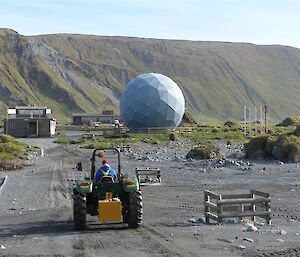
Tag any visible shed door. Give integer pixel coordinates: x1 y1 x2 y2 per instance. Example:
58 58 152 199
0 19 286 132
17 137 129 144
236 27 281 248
29 121 37 136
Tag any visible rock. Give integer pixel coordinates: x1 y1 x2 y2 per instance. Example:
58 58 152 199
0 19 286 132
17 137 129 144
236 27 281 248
294 125 300 136
217 238 233 243
278 117 300 127
0 245 5 250
278 161 284 165
243 238 254 242
224 218 238 224
237 245 246 249
218 160 225 165
279 229 287 235
197 217 206 223
188 218 196 223
276 238 284 242
246 224 258 232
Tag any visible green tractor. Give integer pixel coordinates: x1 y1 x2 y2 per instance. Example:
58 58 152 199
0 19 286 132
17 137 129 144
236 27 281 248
73 147 142 230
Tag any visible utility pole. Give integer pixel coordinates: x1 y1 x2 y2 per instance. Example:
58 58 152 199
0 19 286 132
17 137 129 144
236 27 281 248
254 106 257 133
243 106 247 136
259 105 263 129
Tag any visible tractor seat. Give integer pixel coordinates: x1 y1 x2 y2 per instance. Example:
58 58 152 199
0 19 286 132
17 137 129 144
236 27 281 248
99 176 114 183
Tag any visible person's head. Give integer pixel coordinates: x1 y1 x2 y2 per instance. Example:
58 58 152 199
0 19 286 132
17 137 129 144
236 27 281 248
102 159 109 165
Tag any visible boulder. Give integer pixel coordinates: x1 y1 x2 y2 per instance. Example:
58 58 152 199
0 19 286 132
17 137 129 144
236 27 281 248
277 116 300 127
294 125 300 136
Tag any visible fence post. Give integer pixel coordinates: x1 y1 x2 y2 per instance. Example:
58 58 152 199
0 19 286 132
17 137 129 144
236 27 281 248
204 192 210 224
250 190 256 222
266 197 272 225
217 195 223 223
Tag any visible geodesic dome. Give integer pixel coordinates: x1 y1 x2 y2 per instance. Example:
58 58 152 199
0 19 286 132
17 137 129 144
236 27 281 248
120 73 185 129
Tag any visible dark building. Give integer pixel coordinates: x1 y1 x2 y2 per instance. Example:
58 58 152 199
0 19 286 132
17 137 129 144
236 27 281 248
4 106 56 137
72 110 121 126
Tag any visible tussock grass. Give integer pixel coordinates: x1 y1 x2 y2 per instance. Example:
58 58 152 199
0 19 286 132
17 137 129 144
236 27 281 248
277 116 300 127
186 142 223 160
245 132 300 162
224 120 238 127
0 135 38 160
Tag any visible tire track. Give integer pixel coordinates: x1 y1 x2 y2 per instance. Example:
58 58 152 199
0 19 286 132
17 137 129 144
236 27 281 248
272 207 300 221
144 194 203 213
139 224 197 257
48 147 83 209
244 247 300 257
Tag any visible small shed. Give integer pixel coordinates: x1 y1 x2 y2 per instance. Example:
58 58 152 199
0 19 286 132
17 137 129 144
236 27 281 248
3 106 56 138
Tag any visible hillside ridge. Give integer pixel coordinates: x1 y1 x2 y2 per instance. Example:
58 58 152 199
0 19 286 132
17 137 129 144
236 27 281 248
1 28 300 122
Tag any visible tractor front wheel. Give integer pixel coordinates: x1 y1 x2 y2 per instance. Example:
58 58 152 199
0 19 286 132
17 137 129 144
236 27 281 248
73 193 86 230
128 191 143 228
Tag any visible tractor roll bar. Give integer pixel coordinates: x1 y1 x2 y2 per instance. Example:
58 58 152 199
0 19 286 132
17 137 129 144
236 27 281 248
91 147 121 180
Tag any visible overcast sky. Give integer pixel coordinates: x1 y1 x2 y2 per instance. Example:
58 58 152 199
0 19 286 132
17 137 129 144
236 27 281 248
0 0 299 48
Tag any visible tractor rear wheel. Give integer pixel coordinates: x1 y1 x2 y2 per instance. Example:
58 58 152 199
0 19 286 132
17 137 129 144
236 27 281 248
74 193 86 230
128 190 143 228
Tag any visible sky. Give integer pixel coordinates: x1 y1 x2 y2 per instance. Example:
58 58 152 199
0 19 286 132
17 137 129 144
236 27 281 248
0 0 299 48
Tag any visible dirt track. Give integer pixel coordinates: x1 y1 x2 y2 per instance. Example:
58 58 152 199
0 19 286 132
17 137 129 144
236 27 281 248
0 139 300 257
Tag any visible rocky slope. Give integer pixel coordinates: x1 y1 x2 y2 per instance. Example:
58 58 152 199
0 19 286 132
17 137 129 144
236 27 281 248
1 28 300 122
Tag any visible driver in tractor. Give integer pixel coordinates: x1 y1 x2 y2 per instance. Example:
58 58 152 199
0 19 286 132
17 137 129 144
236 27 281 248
95 159 118 182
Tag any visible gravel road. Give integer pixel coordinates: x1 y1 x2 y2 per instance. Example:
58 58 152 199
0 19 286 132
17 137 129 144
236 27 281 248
0 138 300 257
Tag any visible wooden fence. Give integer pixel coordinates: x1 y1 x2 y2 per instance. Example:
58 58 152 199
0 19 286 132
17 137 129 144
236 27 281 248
119 144 131 152
135 167 161 183
204 190 271 224
174 127 194 133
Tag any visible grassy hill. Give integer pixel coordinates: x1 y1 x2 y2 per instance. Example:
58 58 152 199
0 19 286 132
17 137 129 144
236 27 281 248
1 28 300 122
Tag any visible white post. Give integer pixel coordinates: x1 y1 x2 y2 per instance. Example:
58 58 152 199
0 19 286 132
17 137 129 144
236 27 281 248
259 105 263 133
6 108 8 135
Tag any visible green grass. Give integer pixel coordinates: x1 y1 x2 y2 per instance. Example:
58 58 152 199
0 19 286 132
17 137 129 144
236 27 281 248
54 122 299 151
0 135 38 160
185 127 245 143
54 137 87 144
54 132 172 148
55 132 66 137
0 152 14 160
